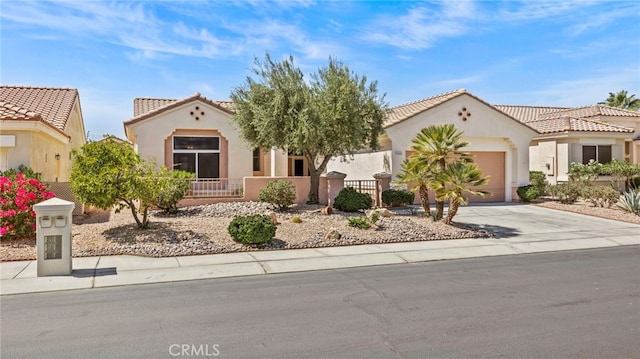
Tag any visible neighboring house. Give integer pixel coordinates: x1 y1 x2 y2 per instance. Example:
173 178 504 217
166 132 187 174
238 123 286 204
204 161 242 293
0 85 88 213
496 104 639 184
327 89 639 202
123 92 310 182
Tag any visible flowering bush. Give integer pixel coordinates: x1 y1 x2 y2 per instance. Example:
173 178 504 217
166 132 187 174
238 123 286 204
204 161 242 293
0 173 55 239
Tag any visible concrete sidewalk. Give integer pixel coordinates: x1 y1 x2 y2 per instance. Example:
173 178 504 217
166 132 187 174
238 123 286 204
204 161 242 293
2 204 639 296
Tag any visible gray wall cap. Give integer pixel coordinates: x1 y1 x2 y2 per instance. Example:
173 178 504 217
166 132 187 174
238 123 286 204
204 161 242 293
325 171 347 179
373 172 392 179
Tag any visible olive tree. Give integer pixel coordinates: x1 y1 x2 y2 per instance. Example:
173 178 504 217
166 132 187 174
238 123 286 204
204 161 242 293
71 138 192 228
230 54 388 203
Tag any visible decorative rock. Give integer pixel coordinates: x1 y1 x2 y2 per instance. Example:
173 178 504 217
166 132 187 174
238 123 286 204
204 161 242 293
321 206 334 215
376 208 393 217
323 229 342 240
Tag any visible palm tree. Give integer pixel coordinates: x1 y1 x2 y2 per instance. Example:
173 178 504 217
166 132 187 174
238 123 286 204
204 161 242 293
430 162 490 225
409 124 472 220
394 158 436 217
598 90 640 110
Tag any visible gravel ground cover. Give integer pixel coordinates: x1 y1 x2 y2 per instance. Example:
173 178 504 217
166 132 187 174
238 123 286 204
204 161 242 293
1 199 638 262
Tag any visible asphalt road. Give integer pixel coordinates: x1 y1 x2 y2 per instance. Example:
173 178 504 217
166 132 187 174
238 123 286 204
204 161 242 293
2 246 639 359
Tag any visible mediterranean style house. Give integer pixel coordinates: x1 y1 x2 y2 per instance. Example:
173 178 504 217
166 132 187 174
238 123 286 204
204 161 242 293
123 92 310 180
124 89 640 203
0 85 88 213
0 86 87 181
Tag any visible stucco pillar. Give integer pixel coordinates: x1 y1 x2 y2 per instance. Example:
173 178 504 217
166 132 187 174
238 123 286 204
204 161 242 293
373 172 392 207
270 148 277 177
325 171 347 207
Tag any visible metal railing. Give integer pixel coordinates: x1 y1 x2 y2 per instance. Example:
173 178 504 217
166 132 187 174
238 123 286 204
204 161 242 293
344 179 377 197
186 178 244 198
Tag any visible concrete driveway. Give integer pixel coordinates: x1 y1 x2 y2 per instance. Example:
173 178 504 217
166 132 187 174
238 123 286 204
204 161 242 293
454 203 639 245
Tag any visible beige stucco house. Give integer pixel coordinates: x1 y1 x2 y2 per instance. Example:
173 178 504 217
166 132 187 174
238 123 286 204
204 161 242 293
124 89 639 204
497 104 639 184
123 93 311 181
0 85 88 214
0 86 87 182
327 89 537 202
327 89 639 202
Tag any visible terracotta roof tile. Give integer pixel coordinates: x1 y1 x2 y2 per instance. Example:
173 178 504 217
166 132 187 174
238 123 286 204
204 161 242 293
537 104 640 120
0 101 42 121
0 85 78 132
125 93 235 126
527 116 634 134
384 89 467 127
134 98 178 117
493 105 570 123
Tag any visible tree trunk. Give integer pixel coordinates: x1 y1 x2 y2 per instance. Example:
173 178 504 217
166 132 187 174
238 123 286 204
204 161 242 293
435 200 444 220
308 172 321 204
305 154 332 204
444 200 459 224
418 184 431 216
125 200 143 228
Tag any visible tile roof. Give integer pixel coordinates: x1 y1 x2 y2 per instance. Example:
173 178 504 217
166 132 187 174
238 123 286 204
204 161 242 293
526 116 634 134
493 105 570 123
495 104 637 134
0 86 78 132
384 89 467 127
537 104 640 120
134 98 178 117
127 93 235 126
0 101 42 121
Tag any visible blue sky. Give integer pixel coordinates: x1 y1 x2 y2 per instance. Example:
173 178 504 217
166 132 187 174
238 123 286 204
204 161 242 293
2 0 639 141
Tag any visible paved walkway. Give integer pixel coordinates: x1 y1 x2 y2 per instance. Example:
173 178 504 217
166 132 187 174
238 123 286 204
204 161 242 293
2 204 638 295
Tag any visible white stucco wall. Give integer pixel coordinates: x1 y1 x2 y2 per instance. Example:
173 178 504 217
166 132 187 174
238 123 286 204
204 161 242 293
326 150 392 179
125 100 253 178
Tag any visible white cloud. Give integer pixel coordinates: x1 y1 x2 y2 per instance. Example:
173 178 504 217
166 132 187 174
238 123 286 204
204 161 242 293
363 2 477 50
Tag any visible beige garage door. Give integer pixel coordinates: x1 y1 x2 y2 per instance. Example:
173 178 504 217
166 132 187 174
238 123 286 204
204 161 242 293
468 151 505 202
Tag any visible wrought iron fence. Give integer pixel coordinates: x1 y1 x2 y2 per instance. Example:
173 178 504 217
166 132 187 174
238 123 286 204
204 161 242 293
344 179 377 197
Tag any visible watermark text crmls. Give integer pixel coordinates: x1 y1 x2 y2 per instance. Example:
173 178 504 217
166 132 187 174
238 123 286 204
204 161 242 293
169 344 221 357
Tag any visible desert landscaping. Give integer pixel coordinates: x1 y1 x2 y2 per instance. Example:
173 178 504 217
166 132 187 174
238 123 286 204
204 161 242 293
1 198 638 262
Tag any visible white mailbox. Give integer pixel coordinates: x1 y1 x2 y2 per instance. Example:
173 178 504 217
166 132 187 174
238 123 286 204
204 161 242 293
33 198 75 276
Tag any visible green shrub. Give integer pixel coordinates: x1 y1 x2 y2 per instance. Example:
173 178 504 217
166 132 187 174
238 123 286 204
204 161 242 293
368 210 380 224
548 183 582 204
0 164 41 180
529 171 548 195
617 189 640 215
516 185 540 202
348 216 371 229
568 160 602 184
333 187 372 212
153 168 194 214
258 180 297 211
227 214 276 245
581 185 620 208
381 189 414 207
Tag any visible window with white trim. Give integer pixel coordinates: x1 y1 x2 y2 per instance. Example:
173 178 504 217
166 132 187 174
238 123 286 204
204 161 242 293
582 145 612 164
172 136 220 178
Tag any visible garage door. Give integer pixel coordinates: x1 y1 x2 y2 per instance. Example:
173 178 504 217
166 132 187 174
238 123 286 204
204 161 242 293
468 151 505 202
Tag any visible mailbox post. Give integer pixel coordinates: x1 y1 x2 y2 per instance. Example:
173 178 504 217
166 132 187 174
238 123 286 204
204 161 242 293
34 197 75 276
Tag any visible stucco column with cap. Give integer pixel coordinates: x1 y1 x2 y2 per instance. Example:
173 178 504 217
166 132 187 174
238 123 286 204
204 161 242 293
325 171 347 207
373 172 392 207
